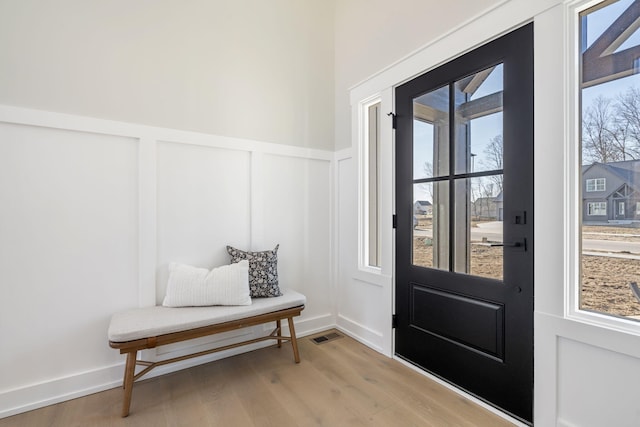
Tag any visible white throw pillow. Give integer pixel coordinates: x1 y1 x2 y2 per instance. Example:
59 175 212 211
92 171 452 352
162 260 251 307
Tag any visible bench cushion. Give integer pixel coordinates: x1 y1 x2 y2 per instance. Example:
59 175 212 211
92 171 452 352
108 288 306 343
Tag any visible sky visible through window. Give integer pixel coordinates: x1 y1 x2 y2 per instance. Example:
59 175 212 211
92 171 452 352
414 0 640 202
582 0 640 135
579 0 640 321
413 65 503 202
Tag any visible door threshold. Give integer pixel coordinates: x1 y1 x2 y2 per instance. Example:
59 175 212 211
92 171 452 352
393 355 530 427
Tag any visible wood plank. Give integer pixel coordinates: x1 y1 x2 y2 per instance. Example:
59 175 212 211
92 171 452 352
191 354 256 426
224 355 299 426
0 330 516 426
248 343 387 425
335 335 514 426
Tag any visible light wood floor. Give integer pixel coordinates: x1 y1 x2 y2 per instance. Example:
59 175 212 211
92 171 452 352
1 330 515 426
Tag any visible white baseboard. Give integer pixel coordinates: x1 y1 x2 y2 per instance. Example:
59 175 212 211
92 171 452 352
0 315 335 420
335 314 385 354
291 313 335 337
0 364 123 419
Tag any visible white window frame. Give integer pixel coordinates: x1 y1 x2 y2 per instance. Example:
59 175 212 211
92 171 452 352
567 0 640 335
586 177 605 192
352 88 394 290
358 94 384 275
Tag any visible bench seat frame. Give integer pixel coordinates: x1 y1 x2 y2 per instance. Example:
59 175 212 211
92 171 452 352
109 305 304 417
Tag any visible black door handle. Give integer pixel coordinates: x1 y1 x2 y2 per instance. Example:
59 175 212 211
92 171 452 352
490 238 526 251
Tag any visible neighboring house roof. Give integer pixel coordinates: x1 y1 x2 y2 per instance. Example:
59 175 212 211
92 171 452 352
583 160 640 196
473 196 497 204
415 200 432 207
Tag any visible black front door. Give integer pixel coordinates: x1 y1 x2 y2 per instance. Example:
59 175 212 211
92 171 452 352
395 24 534 423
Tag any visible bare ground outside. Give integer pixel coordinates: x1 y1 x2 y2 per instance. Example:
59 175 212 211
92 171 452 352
412 216 640 318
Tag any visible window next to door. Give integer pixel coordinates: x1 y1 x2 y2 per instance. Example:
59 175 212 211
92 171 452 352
360 98 382 270
577 0 640 324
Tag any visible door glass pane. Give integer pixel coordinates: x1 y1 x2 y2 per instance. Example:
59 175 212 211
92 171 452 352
414 85 450 179
413 182 449 270
454 177 504 280
454 64 504 175
449 63 505 280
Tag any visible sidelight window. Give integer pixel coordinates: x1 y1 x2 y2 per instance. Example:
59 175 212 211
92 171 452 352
362 99 382 269
579 0 640 321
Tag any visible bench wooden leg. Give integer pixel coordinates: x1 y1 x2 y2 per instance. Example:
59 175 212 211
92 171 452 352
121 351 137 417
287 317 300 363
276 319 282 348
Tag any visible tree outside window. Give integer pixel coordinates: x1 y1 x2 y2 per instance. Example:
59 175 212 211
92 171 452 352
579 0 640 319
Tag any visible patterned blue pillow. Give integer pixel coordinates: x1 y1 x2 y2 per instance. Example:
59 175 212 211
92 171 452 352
226 245 281 297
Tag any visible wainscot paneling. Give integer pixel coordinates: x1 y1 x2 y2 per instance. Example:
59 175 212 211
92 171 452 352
155 141 252 305
261 154 333 324
558 336 640 427
0 105 334 419
334 153 392 354
0 121 139 389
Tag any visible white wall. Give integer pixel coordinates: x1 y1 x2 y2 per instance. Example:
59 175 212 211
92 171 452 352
0 107 334 418
0 120 139 400
334 88 395 355
0 0 334 150
335 153 394 353
333 0 502 150
0 1 336 416
335 151 393 351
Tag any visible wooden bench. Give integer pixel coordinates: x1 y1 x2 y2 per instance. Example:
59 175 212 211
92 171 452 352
108 289 306 417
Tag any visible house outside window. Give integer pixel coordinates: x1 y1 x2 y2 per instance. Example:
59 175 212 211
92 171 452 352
586 201 606 216
579 0 640 322
586 177 605 192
